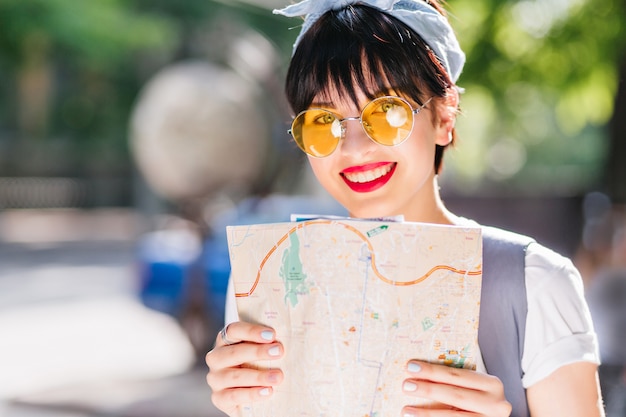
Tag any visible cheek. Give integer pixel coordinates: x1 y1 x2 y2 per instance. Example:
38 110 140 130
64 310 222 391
307 157 334 185
407 123 439 157
397 132 428 160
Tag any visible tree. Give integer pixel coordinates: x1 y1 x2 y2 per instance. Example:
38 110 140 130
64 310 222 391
439 0 626 195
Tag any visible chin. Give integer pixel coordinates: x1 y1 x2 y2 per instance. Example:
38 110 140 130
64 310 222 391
347 204 397 220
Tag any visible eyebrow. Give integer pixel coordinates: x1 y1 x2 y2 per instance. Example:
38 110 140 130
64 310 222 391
309 88 400 109
309 99 335 108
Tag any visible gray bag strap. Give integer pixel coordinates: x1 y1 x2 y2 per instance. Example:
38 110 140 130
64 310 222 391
479 226 535 417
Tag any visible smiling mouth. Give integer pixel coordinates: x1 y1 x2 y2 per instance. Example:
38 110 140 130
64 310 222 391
342 163 395 183
340 163 397 193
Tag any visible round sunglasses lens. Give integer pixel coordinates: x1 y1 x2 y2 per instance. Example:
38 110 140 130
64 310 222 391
292 109 341 157
362 97 413 146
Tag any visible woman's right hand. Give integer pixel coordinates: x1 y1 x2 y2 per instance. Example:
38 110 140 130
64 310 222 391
205 321 284 416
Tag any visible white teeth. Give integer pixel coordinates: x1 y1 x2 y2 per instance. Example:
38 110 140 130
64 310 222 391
344 164 393 183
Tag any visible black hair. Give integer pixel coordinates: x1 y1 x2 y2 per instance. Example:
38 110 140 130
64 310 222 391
285 3 456 173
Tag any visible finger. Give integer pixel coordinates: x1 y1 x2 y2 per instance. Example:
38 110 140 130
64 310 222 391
211 386 275 415
403 361 510 415
403 399 511 417
206 342 284 370
401 405 473 417
405 361 500 392
402 377 487 413
207 366 284 392
215 322 277 348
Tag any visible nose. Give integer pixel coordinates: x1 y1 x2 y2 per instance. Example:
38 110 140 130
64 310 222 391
338 118 378 156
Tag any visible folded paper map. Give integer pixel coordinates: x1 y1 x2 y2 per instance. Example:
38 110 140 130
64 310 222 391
226 218 482 417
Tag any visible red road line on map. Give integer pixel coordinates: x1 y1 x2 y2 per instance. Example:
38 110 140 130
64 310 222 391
235 220 482 297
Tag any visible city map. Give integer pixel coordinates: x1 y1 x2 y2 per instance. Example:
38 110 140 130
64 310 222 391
226 218 483 417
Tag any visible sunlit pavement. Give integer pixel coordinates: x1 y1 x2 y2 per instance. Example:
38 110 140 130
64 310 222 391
0 209 225 417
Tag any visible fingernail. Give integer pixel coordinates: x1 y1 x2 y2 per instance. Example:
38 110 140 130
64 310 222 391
407 362 421 373
267 372 279 383
268 346 281 356
403 381 417 392
259 387 271 396
261 330 274 341
403 413 416 417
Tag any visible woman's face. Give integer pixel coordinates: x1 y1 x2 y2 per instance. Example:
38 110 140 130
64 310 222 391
306 87 453 222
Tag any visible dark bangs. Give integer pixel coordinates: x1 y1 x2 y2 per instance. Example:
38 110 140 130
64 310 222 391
285 4 452 114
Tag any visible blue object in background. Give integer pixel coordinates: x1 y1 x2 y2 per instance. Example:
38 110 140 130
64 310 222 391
137 229 202 317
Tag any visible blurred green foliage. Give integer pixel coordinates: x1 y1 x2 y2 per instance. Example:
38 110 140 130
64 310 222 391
446 0 626 194
0 0 172 179
0 0 623 199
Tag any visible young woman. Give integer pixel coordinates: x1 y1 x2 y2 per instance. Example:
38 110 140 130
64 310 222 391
205 1 604 416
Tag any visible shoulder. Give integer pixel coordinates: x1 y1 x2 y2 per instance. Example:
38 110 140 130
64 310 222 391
524 241 586 297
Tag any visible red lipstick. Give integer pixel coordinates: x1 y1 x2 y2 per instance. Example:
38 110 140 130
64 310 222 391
340 162 396 193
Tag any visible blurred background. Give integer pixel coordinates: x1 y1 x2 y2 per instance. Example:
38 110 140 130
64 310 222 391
0 0 624 415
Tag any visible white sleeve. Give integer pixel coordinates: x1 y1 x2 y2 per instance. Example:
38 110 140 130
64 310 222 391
224 275 240 326
521 242 600 388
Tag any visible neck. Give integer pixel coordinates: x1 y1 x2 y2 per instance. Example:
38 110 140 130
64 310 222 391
403 175 457 225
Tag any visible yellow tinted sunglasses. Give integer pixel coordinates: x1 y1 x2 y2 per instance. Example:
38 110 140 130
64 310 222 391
289 95 433 158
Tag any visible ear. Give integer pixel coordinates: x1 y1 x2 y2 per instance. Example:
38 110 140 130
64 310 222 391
434 87 459 146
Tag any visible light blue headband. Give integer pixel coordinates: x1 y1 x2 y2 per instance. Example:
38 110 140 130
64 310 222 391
273 0 465 83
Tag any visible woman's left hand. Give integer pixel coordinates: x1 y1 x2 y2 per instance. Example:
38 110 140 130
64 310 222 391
402 360 512 416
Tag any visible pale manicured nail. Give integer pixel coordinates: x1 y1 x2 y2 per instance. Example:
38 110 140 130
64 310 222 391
403 381 418 392
403 413 416 417
268 346 281 356
261 330 274 341
259 387 271 396
407 362 421 373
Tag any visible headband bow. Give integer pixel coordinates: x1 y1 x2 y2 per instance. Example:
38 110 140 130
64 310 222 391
274 0 465 83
